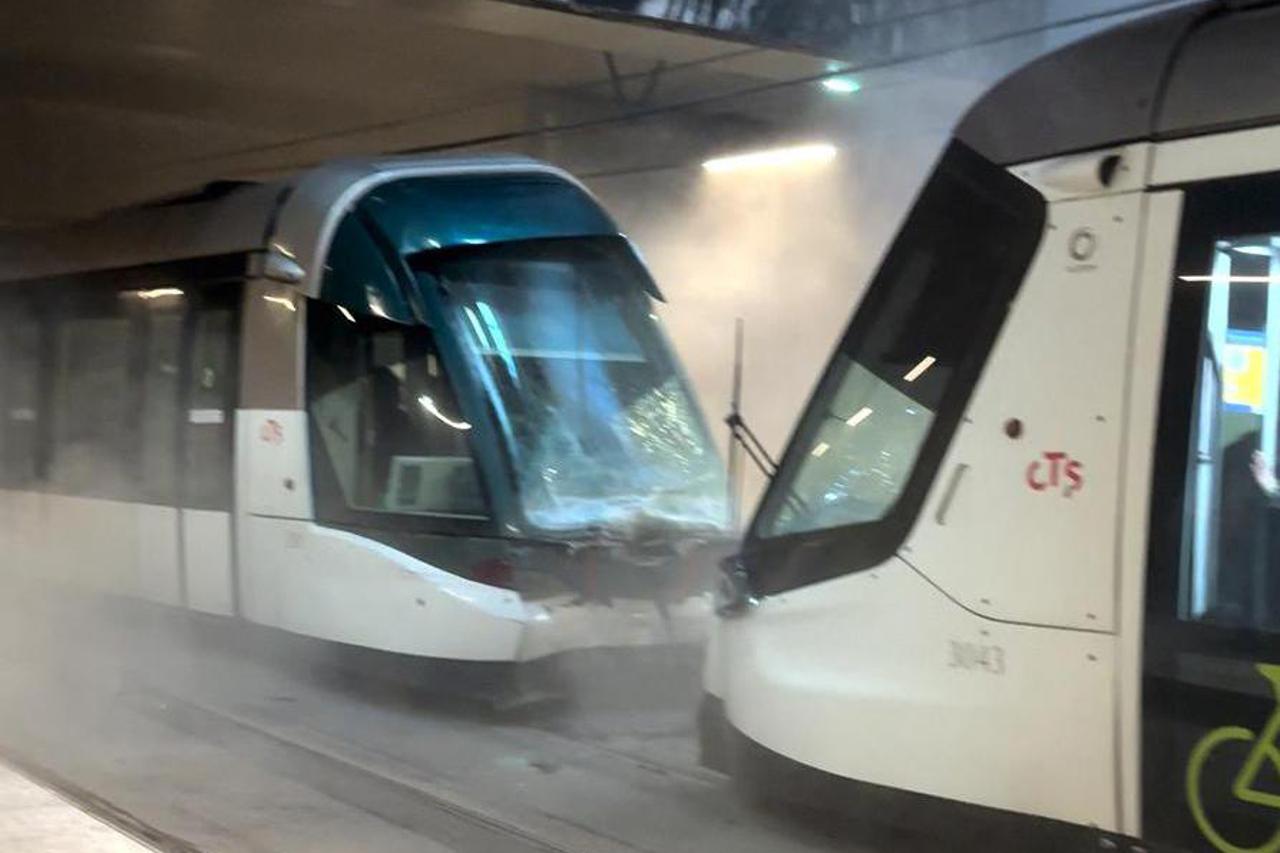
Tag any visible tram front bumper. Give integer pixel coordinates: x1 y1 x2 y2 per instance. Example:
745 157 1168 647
515 594 712 661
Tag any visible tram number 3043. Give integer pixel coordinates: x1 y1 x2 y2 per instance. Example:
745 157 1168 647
948 640 1007 675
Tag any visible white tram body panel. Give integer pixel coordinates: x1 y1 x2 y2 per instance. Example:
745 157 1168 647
720 561 1118 825
906 186 1144 633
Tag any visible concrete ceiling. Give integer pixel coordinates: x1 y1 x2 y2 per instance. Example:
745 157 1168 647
0 0 826 224
0 0 1192 225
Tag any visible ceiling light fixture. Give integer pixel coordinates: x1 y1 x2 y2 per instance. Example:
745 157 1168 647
702 143 837 174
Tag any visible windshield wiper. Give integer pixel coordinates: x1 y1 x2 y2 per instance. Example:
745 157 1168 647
725 410 777 479
724 319 808 524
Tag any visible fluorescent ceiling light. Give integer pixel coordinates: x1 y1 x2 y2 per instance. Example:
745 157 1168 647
904 355 936 383
811 442 830 458
703 143 837 174
821 77 860 94
846 406 873 428
263 294 296 312
1180 275 1280 283
134 287 184 299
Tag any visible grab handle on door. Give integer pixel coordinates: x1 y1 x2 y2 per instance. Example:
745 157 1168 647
935 463 970 526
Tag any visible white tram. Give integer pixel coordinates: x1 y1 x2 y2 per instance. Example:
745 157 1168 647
703 2 1280 850
0 156 730 667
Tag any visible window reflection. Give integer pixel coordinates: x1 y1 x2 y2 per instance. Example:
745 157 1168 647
768 361 934 535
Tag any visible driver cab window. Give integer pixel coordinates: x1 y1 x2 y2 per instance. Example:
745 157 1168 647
1176 232 1280 632
1159 172 1280 635
308 216 487 519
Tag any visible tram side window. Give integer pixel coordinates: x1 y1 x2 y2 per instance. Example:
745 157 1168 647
138 308 183 505
0 304 44 486
308 301 487 518
1173 223 1280 632
50 312 139 500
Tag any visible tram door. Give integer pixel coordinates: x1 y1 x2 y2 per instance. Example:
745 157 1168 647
176 285 241 616
1143 171 1280 851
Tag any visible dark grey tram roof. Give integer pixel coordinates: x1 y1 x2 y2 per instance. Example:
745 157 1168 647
956 0 1280 166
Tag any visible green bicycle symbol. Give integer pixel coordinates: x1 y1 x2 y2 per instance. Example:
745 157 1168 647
1187 664 1280 853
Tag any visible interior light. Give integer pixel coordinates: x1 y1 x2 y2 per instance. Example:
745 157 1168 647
263 294 296 312
811 442 830 458
418 395 472 431
846 406 873 428
1180 275 1280 283
821 77 860 95
1232 245 1272 256
903 355 936 383
134 287 184 300
337 305 356 323
702 143 837 175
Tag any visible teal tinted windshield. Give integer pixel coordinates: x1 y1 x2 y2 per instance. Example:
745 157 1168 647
359 173 617 256
411 237 728 534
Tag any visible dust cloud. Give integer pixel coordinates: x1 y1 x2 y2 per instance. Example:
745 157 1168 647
582 62 1015 517
573 6 1156 518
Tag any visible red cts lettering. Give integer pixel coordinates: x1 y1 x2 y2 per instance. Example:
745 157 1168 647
1026 460 1047 491
1043 451 1066 486
1064 460 1084 496
1028 452 1085 495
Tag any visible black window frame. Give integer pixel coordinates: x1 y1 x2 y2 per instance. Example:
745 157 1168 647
739 141 1046 597
1144 168 1280 668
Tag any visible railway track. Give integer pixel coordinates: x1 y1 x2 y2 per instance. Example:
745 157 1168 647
0 592 868 853
124 686 644 853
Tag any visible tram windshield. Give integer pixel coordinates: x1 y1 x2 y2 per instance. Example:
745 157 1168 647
755 142 1043 539
414 236 729 535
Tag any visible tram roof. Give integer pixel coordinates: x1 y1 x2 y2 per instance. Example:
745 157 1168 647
956 1 1280 167
0 154 583 287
